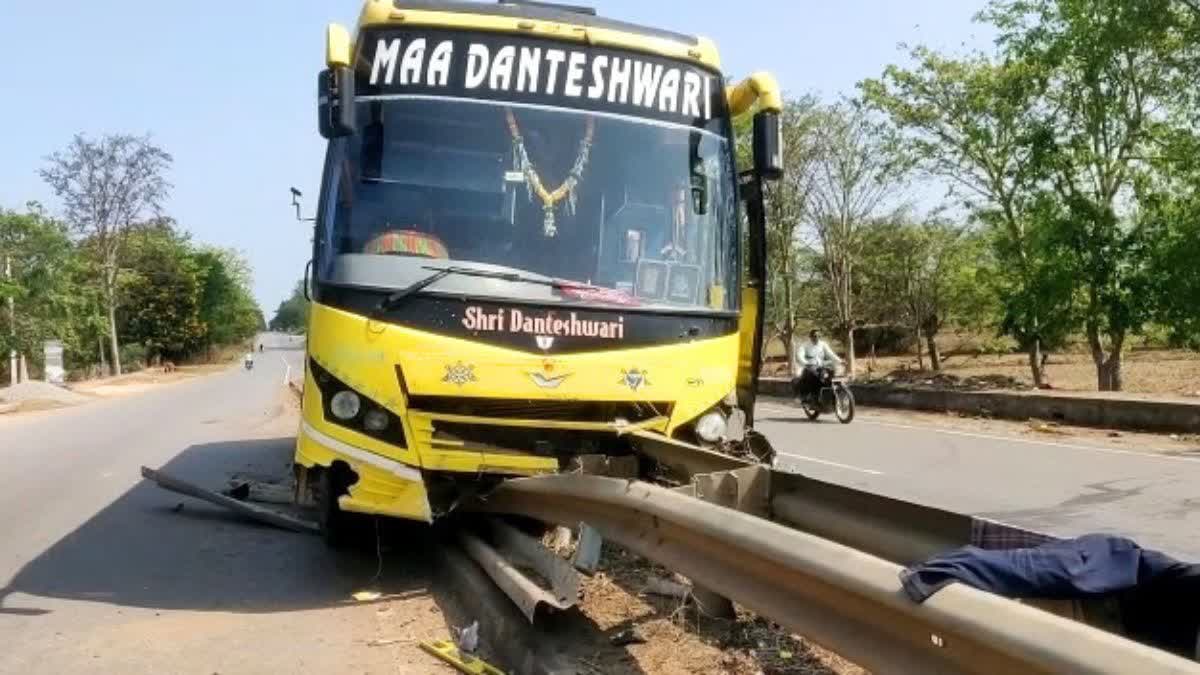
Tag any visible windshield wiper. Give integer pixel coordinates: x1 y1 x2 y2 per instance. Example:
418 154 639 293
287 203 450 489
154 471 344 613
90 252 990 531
374 266 639 314
374 267 456 313
374 266 548 314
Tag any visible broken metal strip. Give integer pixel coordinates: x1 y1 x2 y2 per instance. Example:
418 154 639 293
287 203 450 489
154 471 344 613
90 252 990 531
140 466 318 534
629 430 751 483
488 519 579 611
474 474 1200 675
417 410 669 434
457 521 579 623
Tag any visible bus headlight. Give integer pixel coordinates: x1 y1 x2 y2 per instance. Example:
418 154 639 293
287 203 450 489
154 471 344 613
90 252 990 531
695 410 728 443
362 408 389 432
330 391 361 420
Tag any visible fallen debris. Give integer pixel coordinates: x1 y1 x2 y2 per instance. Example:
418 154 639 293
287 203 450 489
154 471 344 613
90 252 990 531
420 640 504 675
139 466 318 534
572 522 604 573
352 590 383 602
1027 419 1069 436
224 478 294 505
643 576 691 600
609 627 646 646
366 637 407 647
454 620 480 653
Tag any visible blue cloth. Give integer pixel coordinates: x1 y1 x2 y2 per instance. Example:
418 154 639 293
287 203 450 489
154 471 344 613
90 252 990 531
901 534 1200 659
899 534 1181 602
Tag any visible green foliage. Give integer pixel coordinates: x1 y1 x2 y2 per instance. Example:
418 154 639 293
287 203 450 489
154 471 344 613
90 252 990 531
193 247 262 349
269 280 310 333
861 216 993 335
859 0 1200 387
0 206 100 373
0 204 262 379
118 223 207 361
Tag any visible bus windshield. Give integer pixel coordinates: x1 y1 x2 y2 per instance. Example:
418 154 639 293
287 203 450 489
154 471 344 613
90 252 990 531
316 97 739 311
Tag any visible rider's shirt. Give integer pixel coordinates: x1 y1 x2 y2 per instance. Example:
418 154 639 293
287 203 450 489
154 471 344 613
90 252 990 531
792 338 842 376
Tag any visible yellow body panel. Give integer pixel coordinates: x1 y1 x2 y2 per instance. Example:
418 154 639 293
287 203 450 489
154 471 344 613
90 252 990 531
726 72 784 115
326 24 352 67
296 301 739 502
295 418 433 522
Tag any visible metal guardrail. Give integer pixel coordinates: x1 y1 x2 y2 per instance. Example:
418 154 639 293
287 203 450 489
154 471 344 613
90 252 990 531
476 473 1200 675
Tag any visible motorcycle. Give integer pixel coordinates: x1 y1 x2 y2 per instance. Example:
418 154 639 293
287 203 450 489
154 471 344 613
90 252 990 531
244 358 254 371
793 365 855 424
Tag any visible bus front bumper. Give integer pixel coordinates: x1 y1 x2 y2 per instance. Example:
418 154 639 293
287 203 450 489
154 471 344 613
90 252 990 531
296 420 433 523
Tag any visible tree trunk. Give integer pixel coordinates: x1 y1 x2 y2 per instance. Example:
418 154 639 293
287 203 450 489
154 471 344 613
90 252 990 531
98 334 108 374
1108 350 1123 392
1027 342 1045 388
782 260 795 377
1093 329 1126 392
1085 321 1112 391
843 325 856 377
107 300 122 376
915 324 925 370
927 332 941 372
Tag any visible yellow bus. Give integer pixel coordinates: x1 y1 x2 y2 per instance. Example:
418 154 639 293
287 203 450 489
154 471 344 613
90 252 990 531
297 0 782 544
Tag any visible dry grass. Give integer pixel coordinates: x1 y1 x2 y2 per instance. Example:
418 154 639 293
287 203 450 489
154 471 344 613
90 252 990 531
569 543 866 675
766 343 1200 398
862 349 1200 397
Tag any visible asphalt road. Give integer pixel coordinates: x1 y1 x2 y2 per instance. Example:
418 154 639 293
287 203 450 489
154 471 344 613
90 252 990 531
756 400 1200 561
0 335 446 674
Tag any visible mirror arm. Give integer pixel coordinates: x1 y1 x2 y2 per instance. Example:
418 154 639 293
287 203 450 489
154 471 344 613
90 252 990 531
726 72 783 117
291 188 315 223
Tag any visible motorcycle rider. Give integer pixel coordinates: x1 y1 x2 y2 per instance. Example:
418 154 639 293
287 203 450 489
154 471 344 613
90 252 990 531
244 350 255 370
792 329 843 401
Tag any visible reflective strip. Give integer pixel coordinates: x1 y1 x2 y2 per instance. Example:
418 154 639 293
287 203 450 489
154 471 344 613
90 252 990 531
301 421 423 482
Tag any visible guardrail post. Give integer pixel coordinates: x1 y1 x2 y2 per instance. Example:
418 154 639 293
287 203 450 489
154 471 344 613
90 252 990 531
690 472 738 619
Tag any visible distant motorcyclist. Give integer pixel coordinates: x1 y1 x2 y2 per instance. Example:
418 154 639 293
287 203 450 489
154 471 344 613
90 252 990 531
791 329 843 401
244 351 255 370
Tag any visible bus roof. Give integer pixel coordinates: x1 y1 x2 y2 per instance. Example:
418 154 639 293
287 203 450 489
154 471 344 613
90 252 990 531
355 0 722 70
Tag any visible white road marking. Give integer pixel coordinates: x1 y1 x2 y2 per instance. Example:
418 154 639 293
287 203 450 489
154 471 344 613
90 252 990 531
861 419 1200 464
778 454 884 475
280 355 292 385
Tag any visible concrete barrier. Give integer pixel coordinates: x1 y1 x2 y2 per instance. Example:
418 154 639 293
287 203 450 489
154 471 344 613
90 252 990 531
758 377 1200 434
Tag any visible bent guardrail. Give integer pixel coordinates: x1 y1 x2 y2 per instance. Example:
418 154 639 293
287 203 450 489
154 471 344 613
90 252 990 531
475 473 1200 674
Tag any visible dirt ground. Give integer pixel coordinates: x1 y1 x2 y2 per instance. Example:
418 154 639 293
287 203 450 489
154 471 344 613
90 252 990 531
767 348 1200 398
559 544 865 675
64 364 230 398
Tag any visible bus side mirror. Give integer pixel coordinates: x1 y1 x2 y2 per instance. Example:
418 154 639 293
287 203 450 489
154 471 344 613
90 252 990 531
752 110 784 181
318 68 355 139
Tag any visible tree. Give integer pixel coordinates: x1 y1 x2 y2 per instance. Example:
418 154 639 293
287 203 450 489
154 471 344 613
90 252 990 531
862 49 1073 386
40 133 173 375
984 0 1187 390
193 247 262 352
0 206 89 379
804 103 905 375
861 217 991 370
269 280 310 333
118 223 206 362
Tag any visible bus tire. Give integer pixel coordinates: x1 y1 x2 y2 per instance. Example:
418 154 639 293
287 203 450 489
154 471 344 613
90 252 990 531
318 467 353 549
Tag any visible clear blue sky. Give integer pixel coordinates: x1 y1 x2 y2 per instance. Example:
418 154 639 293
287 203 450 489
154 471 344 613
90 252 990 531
0 1 992 315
